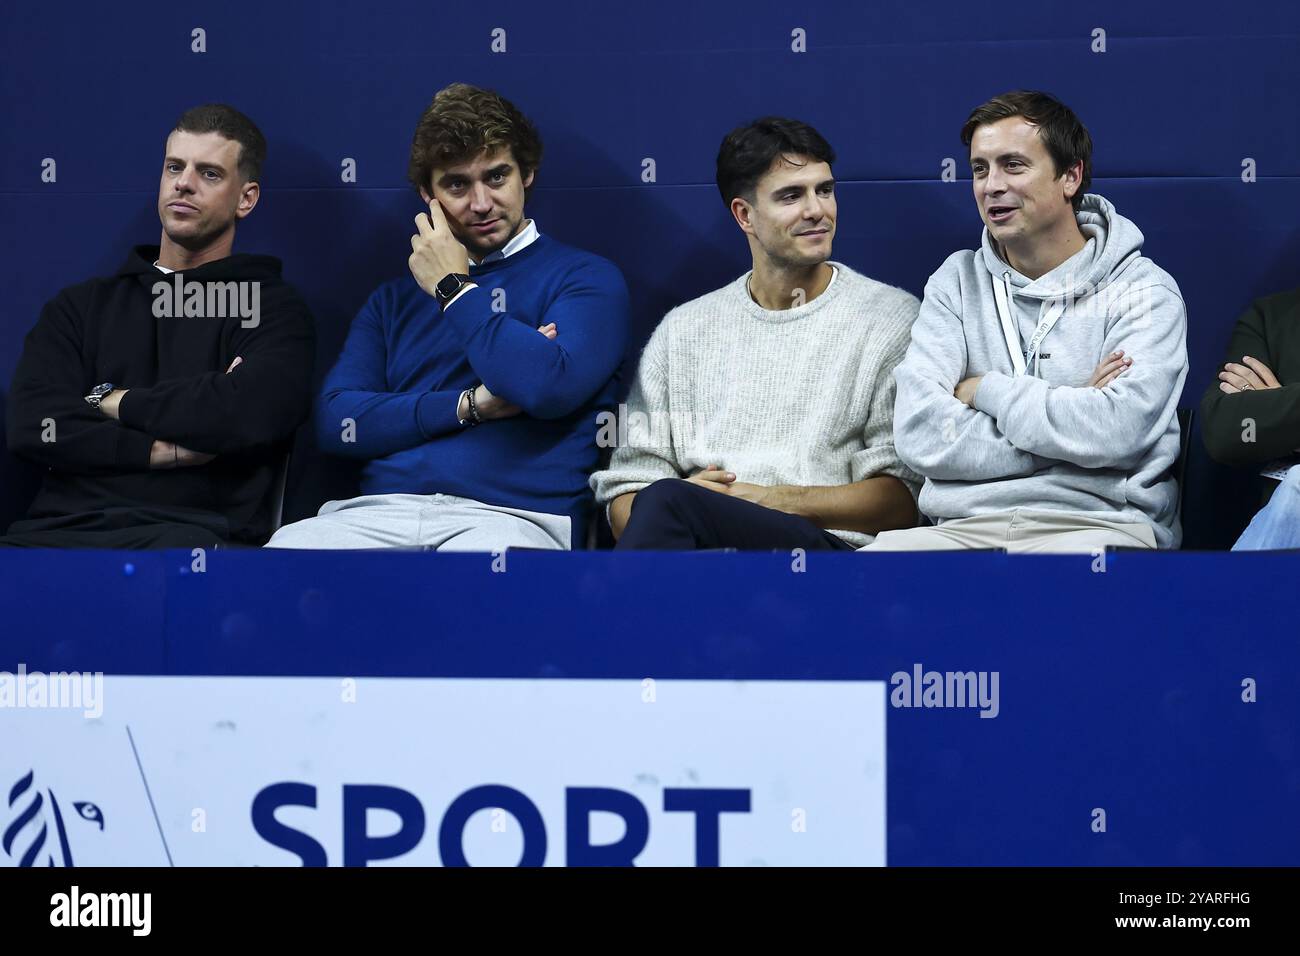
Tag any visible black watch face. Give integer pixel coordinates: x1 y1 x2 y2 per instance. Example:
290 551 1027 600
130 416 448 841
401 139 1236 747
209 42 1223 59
436 275 462 299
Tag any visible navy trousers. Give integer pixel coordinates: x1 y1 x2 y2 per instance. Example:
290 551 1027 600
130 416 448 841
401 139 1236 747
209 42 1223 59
615 478 856 552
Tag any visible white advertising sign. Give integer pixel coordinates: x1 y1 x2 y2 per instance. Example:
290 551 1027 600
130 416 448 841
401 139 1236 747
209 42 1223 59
2 676 885 867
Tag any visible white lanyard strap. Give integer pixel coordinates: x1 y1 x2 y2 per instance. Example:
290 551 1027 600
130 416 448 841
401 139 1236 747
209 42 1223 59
1024 300 1065 375
994 271 1066 377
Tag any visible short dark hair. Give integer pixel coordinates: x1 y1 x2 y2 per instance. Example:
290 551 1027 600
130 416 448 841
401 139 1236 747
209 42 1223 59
716 117 836 208
173 104 266 184
408 83 544 196
961 90 1092 211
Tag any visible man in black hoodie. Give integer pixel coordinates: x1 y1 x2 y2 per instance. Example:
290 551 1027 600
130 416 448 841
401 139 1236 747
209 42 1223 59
1 104 314 548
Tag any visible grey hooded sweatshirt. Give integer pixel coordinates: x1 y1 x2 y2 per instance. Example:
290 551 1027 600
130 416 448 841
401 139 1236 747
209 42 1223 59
893 193 1188 548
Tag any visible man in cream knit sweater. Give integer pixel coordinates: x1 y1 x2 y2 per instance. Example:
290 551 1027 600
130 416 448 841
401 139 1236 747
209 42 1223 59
590 117 921 550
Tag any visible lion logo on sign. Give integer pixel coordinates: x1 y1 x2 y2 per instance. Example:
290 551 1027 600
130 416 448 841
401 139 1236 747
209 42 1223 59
2 769 104 867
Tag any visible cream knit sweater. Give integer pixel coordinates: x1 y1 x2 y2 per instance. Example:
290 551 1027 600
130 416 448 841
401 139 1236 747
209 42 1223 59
590 262 922 546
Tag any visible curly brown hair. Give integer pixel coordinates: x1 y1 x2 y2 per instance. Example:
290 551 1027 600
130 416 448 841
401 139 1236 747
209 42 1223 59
407 83 543 195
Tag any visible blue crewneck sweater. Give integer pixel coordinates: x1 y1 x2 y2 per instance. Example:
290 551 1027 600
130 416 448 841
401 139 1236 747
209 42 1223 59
316 234 630 543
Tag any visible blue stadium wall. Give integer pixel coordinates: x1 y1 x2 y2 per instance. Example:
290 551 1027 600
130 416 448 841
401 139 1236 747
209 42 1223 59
2 0 1298 541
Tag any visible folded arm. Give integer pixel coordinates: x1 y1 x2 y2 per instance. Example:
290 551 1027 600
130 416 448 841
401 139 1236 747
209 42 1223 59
5 292 155 474
893 281 1046 481
118 288 315 454
973 283 1188 470
443 258 630 420
1200 298 1300 466
316 295 467 460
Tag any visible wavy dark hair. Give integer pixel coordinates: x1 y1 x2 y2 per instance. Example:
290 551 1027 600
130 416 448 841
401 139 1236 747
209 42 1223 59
408 83 543 195
716 117 836 208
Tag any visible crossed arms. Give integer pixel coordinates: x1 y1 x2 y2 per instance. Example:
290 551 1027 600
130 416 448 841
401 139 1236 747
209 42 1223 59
316 258 629 460
1200 298 1300 466
6 288 313 475
892 279 1188 480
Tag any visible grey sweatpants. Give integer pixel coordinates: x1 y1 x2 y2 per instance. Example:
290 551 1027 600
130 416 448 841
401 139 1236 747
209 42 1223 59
858 509 1159 553
265 493 572 552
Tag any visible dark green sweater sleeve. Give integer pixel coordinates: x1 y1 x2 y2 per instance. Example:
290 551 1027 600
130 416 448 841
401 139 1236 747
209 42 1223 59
1200 290 1300 466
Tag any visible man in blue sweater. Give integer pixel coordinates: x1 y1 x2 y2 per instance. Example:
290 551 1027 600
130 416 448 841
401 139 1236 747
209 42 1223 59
267 83 629 551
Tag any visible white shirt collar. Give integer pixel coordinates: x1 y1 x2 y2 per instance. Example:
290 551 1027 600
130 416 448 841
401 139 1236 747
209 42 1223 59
474 219 539 266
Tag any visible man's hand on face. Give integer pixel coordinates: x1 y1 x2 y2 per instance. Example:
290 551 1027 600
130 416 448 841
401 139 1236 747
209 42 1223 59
954 375 984 408
409 199 471 298
1087 350 1132 389
1219 355 1282 394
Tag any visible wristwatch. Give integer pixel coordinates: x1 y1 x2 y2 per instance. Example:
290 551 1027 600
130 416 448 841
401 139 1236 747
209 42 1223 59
84 382 115 409
435 273 472 307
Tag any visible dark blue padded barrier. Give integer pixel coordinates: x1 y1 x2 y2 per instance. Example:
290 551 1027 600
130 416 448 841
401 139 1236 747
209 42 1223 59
2 548 1297 866
2 2 1299 542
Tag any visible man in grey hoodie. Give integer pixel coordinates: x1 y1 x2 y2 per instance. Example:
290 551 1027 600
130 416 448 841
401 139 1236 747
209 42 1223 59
864 91 1188 552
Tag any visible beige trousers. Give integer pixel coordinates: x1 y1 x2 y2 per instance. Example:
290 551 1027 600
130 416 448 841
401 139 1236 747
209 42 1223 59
859 509 1158 553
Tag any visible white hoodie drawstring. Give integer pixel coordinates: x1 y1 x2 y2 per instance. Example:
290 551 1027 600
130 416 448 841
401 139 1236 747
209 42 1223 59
993 270 1026 376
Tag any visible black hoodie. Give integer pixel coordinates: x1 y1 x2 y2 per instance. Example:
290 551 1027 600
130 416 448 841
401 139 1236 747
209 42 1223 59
5 245 315 544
